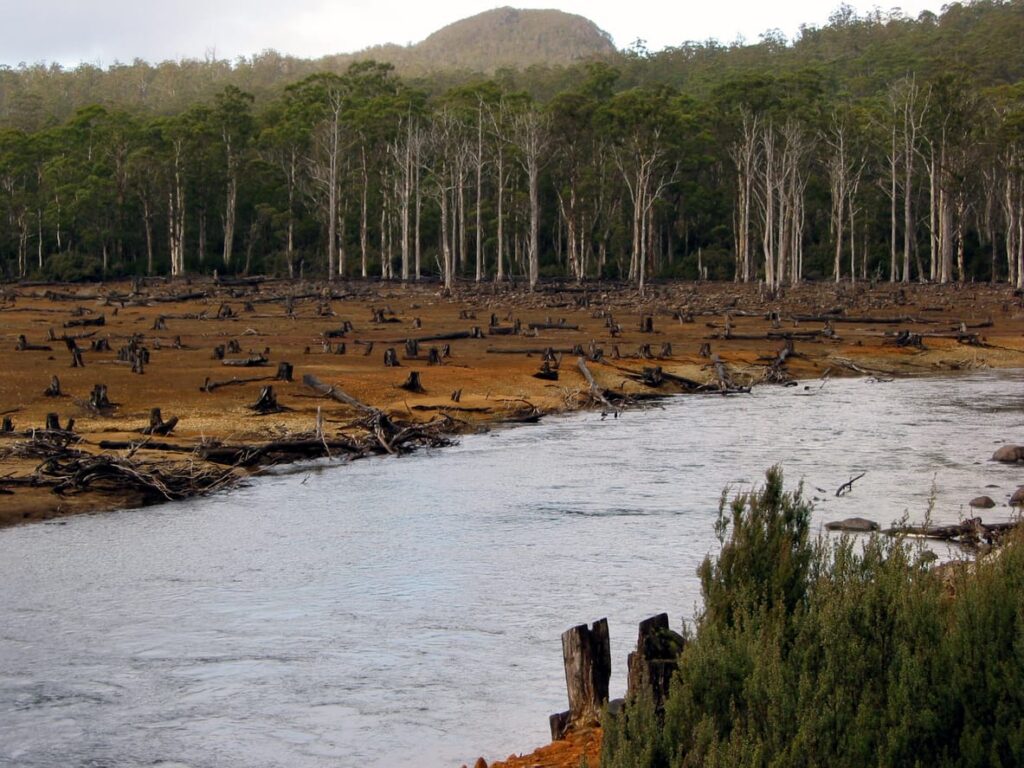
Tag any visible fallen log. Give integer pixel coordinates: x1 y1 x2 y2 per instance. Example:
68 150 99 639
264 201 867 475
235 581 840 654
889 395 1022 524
302 374 376 413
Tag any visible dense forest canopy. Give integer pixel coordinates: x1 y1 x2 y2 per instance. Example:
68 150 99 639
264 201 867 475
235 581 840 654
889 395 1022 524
0 1 1022 287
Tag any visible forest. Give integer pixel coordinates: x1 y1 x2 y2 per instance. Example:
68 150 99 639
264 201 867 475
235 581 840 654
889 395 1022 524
0 0 1023 288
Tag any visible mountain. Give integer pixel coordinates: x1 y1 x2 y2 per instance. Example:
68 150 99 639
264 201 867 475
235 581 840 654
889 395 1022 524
358 7 618 73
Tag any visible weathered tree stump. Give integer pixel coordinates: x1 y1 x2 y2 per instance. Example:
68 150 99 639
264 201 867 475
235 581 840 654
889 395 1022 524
43 375 62 397
91 337 111 352
45 413 62 431
638 343 653 359
227 339 242 354
217 303 235 319
441 344 451 359
276 362 294 382
641 366 663 387
143 407 179 436
249 385 282 414
659 342 673 358
451 389 462 403
699 342 712 358
399 371 425 393
626 614 684 711
405 339 420 358
611 344 621 359
640 315 654 333
335 342 346 355
362 341 375 356
534 361 559 381
152 315 167 331
213 344 226 360
560 618 611 729
384 348 400 367
70 347 85 368
412 317 422 329
427 347 442 365
1 416 13 433
89 384 112 412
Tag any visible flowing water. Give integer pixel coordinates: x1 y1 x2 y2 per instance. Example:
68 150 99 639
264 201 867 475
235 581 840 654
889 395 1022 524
2 371 1023 768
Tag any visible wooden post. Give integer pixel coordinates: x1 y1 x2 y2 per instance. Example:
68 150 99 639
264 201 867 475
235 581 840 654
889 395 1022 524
561 618 611 729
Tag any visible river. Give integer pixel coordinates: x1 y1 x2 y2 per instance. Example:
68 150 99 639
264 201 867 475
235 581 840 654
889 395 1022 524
2 371 1023 767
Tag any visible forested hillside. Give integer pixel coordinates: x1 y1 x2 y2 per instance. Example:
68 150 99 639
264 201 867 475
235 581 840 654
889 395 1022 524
0 1 1022 287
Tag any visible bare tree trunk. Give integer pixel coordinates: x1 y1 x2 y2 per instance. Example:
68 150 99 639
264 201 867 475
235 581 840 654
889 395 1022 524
360 144 369 279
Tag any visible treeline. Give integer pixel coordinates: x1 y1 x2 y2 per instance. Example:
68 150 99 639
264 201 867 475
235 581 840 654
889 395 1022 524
601 467 1024 767
1 1 1023 286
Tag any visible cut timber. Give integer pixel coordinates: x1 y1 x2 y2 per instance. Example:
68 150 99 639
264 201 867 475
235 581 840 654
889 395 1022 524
561 619 611 729
302 374 376 414
63 315 105 328
15 335 52 351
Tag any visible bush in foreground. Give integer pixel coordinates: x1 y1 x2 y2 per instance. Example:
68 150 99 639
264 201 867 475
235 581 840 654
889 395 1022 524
602 466 1024 768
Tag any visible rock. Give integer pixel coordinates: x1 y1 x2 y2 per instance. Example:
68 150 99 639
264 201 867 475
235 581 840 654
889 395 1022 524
825 517 880 532
992 445 1024 463
1011 487 1024 507
474 758 488 768
969 495 996 509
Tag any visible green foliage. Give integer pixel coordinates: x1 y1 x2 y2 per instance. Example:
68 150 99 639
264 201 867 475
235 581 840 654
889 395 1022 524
603 467 1024 768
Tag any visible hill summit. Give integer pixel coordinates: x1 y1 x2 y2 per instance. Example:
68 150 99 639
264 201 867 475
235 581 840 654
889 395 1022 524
391 7 617 72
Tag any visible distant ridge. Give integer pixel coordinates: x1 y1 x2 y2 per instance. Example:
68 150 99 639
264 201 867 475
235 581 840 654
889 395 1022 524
357 7 618 73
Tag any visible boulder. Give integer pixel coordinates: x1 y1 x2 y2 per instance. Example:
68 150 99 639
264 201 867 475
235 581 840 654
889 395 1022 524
969 496 997 509
992 445 1024 463
825 517 880 532
1011 487 1024 507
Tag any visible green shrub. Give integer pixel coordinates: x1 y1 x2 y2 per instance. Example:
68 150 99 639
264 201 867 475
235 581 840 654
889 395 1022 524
602 467 1024 768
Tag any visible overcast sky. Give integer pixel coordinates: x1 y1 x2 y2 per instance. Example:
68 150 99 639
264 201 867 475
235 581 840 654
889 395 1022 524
0 1 947 68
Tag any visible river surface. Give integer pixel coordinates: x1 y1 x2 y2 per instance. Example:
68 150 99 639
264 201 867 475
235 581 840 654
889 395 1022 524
2 371 1023 768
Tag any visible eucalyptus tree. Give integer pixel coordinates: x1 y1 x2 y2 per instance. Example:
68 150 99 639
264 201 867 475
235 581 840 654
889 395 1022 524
509 102 550 290
211 85 255 270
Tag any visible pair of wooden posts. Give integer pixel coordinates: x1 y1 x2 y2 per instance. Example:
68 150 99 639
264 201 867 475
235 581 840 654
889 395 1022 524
549 613 685 741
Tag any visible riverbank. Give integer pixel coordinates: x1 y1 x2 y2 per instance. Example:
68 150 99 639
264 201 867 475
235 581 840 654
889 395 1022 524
2 278 1023 529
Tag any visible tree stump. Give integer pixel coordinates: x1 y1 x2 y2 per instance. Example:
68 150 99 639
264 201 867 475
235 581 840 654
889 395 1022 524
91 337 111 352
640 316 654 333
276 362 294 382
561 618 611 729
399 371 425 393
363 341 375 356
384 348 400 367
638 343 653 359
611 344 621 359
89 384 112 412
641 367 663 387
659 342 673 358
626 613 684 711
427 348 442 365
70 347 85 368
441 344 451 359
699 342 712 358
227 339 241 354
143 407 179 436
249 386 282 414
405 339 420 358
412 317 422 329
213 345 226 360
534 361 559 381
152 315 167 330
335 342 346 355
1 416 13 433
451 389 462 403
45 413 61 431
44 375 62 397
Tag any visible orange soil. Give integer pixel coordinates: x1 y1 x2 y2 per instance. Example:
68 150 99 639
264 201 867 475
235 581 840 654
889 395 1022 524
1 279 1022 531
